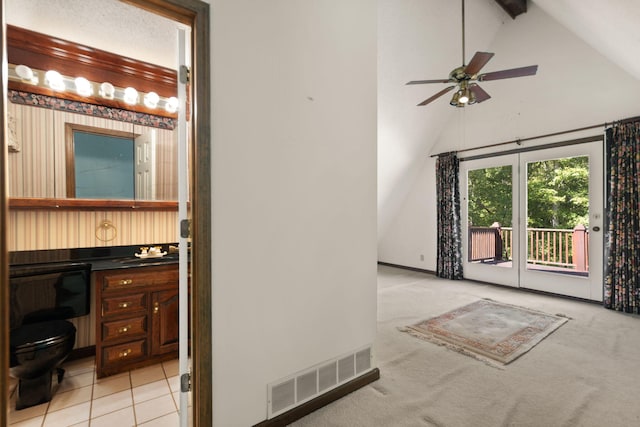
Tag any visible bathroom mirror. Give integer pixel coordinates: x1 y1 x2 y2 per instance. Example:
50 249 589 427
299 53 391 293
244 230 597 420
6 24 179 207
7 90 179 203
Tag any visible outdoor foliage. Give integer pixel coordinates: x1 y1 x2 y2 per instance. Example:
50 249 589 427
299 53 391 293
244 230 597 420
468 165 513 227
467 156 589 229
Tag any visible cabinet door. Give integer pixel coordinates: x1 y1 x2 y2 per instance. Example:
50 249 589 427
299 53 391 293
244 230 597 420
151 288 179 355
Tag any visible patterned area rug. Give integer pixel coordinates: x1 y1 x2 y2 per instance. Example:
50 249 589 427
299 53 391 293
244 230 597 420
403 299 569 365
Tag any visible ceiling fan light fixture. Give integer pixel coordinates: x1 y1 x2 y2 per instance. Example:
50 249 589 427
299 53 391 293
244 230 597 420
458 89 470 104
450 91 461 106
406 0 538 107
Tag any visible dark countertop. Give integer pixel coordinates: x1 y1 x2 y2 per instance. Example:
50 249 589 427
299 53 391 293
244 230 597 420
9 243 183 271
89 256 180 271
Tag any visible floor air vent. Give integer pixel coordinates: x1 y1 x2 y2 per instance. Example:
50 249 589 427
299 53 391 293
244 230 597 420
267 345 374 418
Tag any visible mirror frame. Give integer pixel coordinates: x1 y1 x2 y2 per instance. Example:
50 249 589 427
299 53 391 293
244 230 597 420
1 0 212 425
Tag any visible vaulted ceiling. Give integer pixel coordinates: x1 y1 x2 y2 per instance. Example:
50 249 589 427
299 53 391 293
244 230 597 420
5 0 640 240
378 0 640 237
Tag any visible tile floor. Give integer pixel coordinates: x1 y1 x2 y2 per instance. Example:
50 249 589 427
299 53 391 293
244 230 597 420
8 357 192 427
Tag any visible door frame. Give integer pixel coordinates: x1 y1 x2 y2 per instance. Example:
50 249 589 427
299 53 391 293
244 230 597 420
0 1 212 425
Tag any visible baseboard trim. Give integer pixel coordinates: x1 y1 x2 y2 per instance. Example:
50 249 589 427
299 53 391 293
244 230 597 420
253 368 381 427
377 261 436 275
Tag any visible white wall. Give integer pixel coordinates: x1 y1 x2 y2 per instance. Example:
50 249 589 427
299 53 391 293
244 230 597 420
211 1 378 425
379 3 640 270
377 0 504 238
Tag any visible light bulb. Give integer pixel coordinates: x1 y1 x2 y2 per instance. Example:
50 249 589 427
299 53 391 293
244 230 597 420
15 65 35 83
165 96 179 113
74 77 93 97
123 87 139 105
100 82 115 99
45 70 65 91
144 92 160 109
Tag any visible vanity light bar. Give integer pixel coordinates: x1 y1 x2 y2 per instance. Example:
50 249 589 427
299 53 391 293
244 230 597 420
8 64 179 113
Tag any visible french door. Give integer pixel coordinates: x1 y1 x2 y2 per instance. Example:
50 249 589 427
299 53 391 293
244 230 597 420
461 141 604 301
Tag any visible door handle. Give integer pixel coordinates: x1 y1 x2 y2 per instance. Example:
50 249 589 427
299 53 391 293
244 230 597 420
592 226 600 232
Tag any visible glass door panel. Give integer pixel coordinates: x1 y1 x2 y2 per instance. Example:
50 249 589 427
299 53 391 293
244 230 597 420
519 142 603 301
525 156 589 275
461 155 519 287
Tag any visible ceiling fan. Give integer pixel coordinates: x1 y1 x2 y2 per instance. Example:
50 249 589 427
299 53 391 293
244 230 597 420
407 0 538 107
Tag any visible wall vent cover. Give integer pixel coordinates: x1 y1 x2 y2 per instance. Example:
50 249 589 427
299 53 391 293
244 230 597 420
267 345 374 418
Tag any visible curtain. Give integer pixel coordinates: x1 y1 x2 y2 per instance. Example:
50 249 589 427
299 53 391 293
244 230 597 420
436 152 463 280
604 120 640 313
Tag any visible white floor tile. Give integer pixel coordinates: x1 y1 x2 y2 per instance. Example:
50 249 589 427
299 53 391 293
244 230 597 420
138 411 180 427
9 357 190 427
56 371 94 393
48 384 92 412
161 358 179 377
42 401 90 427
172 390 192 408
8 394 49 425
167 375 180 393
93 373 132 399
134 394 176 424
132 379 172 404
130 364 166 388
90 406 136 427
90 389 133 419
8 415 44 427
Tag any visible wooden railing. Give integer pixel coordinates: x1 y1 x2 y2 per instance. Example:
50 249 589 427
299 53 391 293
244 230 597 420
469 224 589 272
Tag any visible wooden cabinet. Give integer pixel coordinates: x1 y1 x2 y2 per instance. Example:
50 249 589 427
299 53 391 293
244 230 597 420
95 264 180 378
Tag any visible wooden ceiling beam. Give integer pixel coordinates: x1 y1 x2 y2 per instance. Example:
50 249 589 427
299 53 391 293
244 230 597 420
494 0 527 19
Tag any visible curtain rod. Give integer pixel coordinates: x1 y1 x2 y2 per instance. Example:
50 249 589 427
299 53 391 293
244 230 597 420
430 114 640 158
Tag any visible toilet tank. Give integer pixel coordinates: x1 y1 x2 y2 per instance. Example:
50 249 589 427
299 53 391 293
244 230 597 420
9 263 91 329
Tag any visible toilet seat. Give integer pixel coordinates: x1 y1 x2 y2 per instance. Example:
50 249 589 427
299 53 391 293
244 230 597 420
10 320 76 357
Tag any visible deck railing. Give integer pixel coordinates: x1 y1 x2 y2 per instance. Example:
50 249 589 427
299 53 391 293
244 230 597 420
469 224 589 272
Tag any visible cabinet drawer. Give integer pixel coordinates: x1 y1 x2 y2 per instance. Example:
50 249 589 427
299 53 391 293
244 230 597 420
102 293 147 317
103 339 147 365
101 267 178 291
102 315 147 342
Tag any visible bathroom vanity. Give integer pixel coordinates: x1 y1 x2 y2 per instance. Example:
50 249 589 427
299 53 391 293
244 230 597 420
94 263 179 378
9 245 185 380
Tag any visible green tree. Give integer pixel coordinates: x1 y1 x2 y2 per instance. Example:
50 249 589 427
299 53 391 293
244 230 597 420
526 157 589 229
468 165 513 227
467 156 589 230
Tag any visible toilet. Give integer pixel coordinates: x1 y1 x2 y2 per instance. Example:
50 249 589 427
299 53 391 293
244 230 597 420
9 262 91 410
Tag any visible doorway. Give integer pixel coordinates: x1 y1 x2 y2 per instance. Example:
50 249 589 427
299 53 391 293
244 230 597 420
461 140 604 301
0 0 211 425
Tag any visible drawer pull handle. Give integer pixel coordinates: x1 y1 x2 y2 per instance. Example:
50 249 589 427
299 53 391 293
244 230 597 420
153 302 159 314
118 302 131 308
118 325 131 334
118 279 133 286
119 349 132 358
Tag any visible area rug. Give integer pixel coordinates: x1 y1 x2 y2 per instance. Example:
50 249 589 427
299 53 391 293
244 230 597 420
403 299 569 365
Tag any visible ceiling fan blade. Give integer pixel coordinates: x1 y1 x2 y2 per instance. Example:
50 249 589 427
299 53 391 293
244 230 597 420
464 52 495 75
417 86 456 106
478 65 538 81
469 84 491 103
406 79 451 85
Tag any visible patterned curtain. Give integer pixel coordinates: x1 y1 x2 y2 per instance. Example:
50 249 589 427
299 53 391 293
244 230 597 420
436 152 463 280
604 120 640 313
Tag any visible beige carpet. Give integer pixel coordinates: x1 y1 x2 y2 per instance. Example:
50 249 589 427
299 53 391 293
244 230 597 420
404 299 568 365
291 265 640 427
